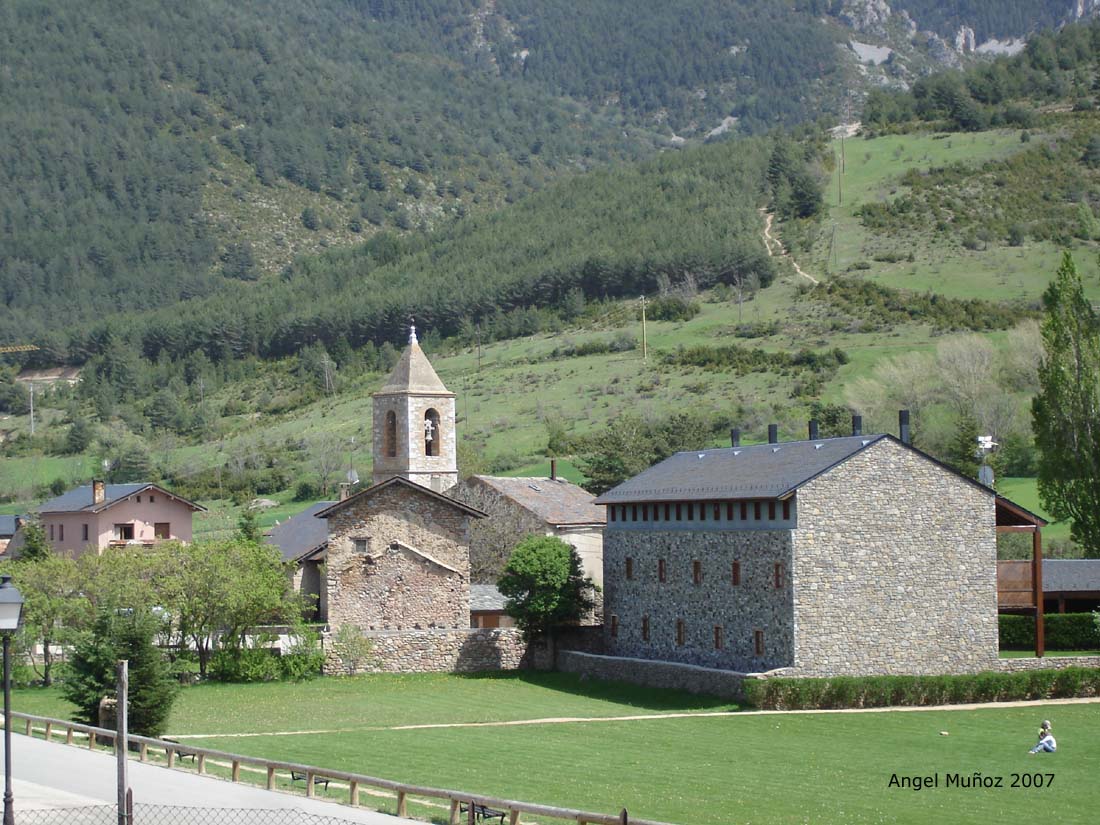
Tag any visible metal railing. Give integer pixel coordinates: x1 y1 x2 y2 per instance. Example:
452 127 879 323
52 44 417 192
10 712 676 825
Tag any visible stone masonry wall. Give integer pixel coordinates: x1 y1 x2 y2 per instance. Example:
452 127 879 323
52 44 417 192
558 651 752 698
791 438 999 677
602 528 794 671
323 627 550 674
326 483 471 631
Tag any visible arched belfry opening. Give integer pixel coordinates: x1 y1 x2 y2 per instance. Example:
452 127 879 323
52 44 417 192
384 410 398 458
424 408 441 457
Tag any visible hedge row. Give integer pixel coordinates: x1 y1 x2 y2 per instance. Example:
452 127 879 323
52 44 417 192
743 667 1100 710
999 613 1098 650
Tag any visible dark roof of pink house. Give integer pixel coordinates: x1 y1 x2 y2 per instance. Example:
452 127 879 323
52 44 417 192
37 483 206 514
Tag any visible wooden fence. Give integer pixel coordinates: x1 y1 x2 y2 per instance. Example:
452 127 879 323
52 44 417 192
10 712 676 825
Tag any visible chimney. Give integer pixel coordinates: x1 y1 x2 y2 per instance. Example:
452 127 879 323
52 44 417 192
899 410 911 445
92 479 105 505
339 482 351 502
730 428 741 448
808 420 820 441
767 424 778 444
851 415 862 437
550 459 557 481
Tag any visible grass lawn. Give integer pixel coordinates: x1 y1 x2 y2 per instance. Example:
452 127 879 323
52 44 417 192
998 478 1071 544
14 673 1099 824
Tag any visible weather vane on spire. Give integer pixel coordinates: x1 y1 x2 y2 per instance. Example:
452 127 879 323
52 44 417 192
409 316 418 345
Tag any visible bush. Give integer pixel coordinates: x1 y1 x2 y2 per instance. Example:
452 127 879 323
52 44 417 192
999 613 1099 650
208 635 323 683
745 667 1100 710
647 295 700 322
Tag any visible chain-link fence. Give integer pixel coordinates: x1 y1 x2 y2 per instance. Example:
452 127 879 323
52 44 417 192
17 805 383 825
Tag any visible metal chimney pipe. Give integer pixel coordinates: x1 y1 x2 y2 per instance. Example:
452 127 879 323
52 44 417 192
768 424 778 444
808 420 820 440
899 410 911 445
851 415 862 437
730 428 741 448
550 459 557 481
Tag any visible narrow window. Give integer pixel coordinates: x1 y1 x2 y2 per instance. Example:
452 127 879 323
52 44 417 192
384 410 397 458
610 508 617 522
49 524 54 541
353 538 369 554
782 499 791 520
658 559 667 582
692 560 702 585
753 501 762 520
714 626 723 650
625 557 634 580
154 522 170 540
619 505 627 522
149 495 155 503
686 502 694 521
651 505 658 523
676 619 685 646
610 615 619 638
774 563 785 589
642 615 650 641
675 503 682 521
631 505 638 522
754 630 765 656
713 502 720 520
424 408 441 456
726 502 734 521
740 501 748 520
58 524 64 541
642 504 649 521
768 501 776 520
82 524 89 541
731 561 741 586
136 495 141 503
664 503 671 521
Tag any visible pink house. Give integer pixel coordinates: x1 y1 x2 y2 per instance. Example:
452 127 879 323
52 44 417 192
36 480 205 557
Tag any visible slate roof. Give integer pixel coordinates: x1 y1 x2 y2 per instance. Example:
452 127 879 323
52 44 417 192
470 476 605 526
265 501 334 563
1043 559 1100 592
594 435 888 504
37 483 205 514
0 516 20 538
374 341 452 396
470 584 508 612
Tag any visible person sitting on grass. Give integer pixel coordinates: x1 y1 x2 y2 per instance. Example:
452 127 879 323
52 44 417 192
1028 720 1056 754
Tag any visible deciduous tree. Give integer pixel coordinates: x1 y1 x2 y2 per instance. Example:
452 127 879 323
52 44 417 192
1033 252 1100 553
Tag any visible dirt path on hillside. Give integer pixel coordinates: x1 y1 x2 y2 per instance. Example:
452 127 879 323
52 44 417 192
168 695 1100 739
761 209 819 285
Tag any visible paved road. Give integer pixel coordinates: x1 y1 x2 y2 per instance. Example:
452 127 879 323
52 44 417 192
1 735 420 824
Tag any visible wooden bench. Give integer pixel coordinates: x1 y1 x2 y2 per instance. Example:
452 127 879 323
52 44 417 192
162 738 195 763
290 771 330 790
459 802 506 824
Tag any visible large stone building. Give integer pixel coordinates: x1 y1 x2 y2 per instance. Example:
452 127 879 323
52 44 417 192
594 423 1043 677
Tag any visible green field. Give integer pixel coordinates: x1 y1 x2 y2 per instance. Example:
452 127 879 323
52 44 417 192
13 674 1098 824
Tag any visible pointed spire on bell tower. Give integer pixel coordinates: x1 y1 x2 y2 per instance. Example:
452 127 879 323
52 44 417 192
372 322 457 492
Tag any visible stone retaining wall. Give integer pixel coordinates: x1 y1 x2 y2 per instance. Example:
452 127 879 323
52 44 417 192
558 650 759 698
994 655 1100 672
323 627 547 674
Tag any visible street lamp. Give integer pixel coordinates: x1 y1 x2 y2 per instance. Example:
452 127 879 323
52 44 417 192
0 575 24 825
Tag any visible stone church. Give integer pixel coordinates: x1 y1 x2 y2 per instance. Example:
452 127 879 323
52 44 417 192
277 328 541 673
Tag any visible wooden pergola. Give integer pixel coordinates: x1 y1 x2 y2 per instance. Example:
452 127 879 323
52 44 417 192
996 496 1049 657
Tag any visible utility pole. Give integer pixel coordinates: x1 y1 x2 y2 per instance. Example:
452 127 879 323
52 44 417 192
476 324 482 372
116 660 130 825
28 383 34 437
640 296 648 362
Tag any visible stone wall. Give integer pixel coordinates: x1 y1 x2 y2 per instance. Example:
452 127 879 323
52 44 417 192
325 482 472 631
323 627 549 674
558 651 754 698
993 655 1100 672
791 438 999 676
602 528 793 671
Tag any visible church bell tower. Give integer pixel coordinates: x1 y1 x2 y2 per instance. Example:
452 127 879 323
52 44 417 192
372 325 458 492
